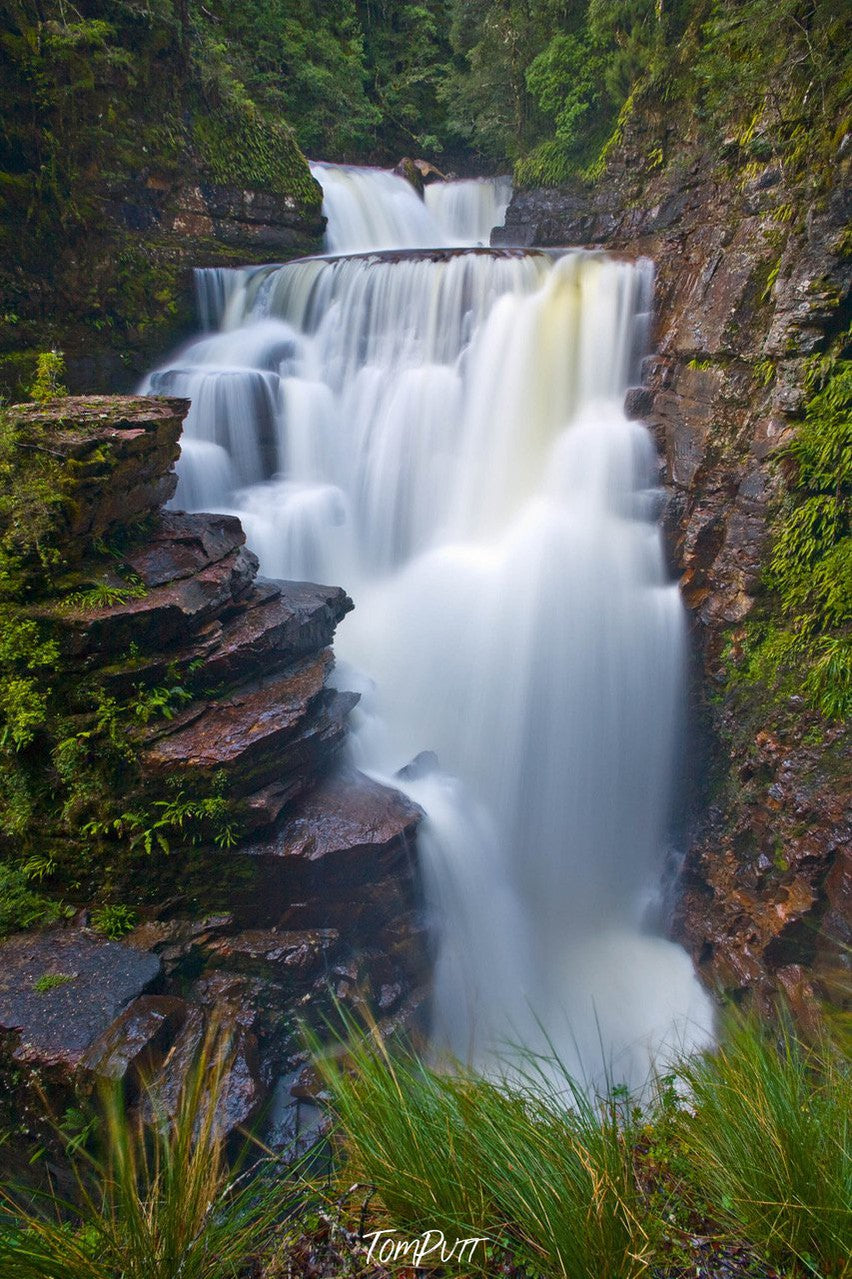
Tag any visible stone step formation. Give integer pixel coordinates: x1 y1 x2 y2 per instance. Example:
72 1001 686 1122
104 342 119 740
0 396 427 1154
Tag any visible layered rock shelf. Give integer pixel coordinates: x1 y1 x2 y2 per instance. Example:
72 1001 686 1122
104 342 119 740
0 396 427 1150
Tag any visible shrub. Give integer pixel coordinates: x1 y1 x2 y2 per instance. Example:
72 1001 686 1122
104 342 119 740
28 351 68 403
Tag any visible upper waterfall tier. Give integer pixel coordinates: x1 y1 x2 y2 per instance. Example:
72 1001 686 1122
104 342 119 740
309 161 511 253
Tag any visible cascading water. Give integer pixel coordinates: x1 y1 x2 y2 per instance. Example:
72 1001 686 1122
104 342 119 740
309 161 512 252
143 163 714 1087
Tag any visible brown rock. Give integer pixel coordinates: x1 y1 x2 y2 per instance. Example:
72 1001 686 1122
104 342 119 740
141 654 357 789
46 545 259 657
203 928 341 982
393 158 424 198
237 769 423 930
0 930 161 1069
124 510 247 587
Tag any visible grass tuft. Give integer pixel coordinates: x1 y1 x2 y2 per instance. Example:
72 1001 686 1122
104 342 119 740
0 1027 300 1279
318 1026 652 1278
676 1013 852 1278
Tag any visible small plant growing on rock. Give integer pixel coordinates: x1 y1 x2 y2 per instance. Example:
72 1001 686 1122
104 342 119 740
59 576 147 612
0 863 71 939
0 1028 300 1279
89 903 137 940
33 972 76 993
28 350 68 402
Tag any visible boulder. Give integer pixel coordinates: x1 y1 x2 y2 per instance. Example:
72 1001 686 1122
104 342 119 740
81 994 190 1090
0 929 161 1069
236 769 423 932
393 158 424 198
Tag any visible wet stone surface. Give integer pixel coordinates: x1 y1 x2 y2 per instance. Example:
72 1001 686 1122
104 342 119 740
0 930 161 1067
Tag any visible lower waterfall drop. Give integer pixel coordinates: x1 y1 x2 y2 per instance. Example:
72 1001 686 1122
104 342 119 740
143 163 715 1087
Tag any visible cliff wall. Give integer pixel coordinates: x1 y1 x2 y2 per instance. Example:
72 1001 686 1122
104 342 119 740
0 396 425 1152
0 3 325 398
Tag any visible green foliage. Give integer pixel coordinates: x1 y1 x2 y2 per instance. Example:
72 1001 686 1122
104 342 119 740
518 29 615 182
127 670 193 725
677 1013 852 1277
0 409 70 596
59 578 147 612
0 863 70 939
321 1013 852 1279
27 351 67 403
33 972 75 993
0 612 58 755
199 0 381 161
694 0 850 171
0 421 238 913
731 344 851 720
320 1026 654 1278
82 771 240 859
0 1030 300 1279
89 904 137 940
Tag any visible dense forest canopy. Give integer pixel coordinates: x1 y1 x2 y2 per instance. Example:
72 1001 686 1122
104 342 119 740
1 1 849 186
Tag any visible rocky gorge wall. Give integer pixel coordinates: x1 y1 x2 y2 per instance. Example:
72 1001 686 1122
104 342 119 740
0 397 426 1158
0 171 325 399
0 2 327 402
497 112 850 1023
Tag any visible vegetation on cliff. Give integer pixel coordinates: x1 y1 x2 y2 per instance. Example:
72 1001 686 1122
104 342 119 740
0 0 323 390
0 396 244 935
731 335 851 721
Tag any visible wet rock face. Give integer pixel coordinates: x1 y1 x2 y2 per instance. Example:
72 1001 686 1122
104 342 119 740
7 397 186 565
239 770 423 931
500 132 851 1013
0 394 428 1147
0 930 161 1069
672 709 851 1010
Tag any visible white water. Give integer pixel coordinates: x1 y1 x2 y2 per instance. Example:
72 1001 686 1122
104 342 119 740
144 163 714 1088
309 161 511 252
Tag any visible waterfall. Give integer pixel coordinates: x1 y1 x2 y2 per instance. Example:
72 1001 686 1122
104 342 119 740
309 161 511 252
143 163 714 1087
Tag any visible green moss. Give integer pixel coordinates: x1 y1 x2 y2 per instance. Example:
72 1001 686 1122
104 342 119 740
514 138 578 189
192 103 321 208
33 972 76 993
728 338 851 720
581 90 636 184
